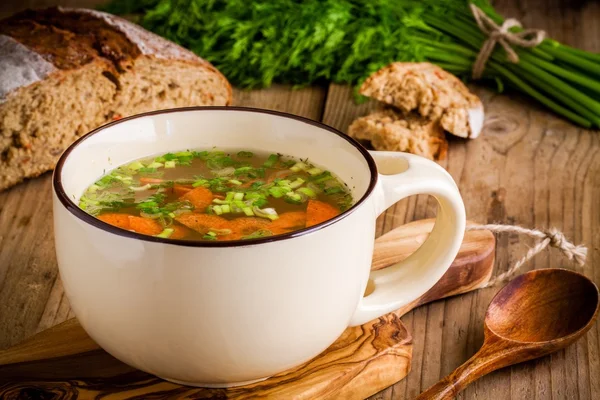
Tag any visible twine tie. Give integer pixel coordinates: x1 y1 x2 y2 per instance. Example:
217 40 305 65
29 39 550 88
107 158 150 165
466 224 588 287
470 4 546 79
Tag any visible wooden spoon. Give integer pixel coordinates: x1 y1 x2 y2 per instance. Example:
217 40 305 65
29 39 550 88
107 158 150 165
416 268 600 400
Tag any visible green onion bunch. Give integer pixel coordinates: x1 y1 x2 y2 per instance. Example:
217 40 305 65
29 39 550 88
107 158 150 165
102 0 600 128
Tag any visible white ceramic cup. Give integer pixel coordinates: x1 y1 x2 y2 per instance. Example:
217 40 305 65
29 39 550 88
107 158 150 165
52 107 466 387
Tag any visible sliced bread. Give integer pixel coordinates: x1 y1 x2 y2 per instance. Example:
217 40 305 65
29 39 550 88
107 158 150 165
348 108 448 161
0 7 232 191
359 62 483 139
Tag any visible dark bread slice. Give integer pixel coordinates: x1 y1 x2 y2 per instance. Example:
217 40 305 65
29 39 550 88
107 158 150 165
0 7 232 191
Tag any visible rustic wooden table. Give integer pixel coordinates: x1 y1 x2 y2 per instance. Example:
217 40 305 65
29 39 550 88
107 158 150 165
0 1 598 399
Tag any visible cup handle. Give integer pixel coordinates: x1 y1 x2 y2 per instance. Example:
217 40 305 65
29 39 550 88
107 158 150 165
348 151 466 326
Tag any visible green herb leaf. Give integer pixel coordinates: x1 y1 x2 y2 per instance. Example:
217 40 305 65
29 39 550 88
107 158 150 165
263 154 279 168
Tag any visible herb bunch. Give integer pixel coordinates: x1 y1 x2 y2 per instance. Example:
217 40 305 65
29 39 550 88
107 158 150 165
102 0 600 128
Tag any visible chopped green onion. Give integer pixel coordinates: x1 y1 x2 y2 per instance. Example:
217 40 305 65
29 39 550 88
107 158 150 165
154 228 174 238
263 154 280 167
309 171 333 183
234 200 246 209
253 206 279 220
140 211 161 219
243 207 254 216
213 198 230 205
307 167 323 176
176 156 193 166
225 192 235 202
277 179 291 187
245 192 264 200
325 186 344 195
237 151 253 158
253 198 269 208
221 204 231 214
175 151 194 157
147 161 164 169
168 212 176 218
289 178 305 189
213 205 223 215
235 166 253 175
165 161 176 168
285 192 303 203
87 184 101 193
290 162 308 172
241 229 273 239
192 179 208 187
127 161 145 171
297 187 317 198
193 151 209 159
234 192 245 201
202 232 217 240
129 184 152 192
138 167 157 174
269 187 291 198
112 174 134 183
80 196 99 205
229 179 243 186
282 160 297 168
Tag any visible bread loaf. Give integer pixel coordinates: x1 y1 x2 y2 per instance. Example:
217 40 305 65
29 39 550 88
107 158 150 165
0 7 232 191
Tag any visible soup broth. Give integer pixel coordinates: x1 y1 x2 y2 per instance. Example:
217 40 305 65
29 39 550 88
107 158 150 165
79 149 354 241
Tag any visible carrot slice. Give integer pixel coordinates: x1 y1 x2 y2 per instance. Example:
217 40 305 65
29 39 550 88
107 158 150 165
173 184 193 197
175 214 229 235
223 217 271 240
98 213 131 230
139 177 165 185
179 186 214 211
128 216 163 235
306 200 340 227
169 224 193 240
270 211 306 234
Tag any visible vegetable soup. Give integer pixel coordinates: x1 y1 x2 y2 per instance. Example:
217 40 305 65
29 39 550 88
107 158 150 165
79 149 354 241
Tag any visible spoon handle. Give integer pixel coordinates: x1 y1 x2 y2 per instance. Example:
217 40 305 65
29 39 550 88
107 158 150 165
415 342 505 400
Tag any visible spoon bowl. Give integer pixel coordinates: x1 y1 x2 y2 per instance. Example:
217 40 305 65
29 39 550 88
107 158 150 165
486 268 599 343
417 268 599 400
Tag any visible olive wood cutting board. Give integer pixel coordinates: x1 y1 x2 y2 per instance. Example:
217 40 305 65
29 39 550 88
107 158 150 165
0 219 495 399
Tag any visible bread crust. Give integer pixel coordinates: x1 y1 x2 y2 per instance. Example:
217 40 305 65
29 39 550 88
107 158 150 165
359 62 482 138
0 7 232 105
0 35 58 103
